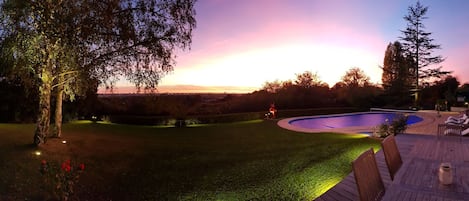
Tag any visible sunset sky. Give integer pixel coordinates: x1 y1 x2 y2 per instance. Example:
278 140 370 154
109 0 469 94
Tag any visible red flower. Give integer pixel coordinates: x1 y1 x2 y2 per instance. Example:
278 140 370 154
79 163 85 171
40 160 48 174
61 160 71 172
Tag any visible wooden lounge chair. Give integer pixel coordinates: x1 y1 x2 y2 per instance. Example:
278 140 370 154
352 148 385 201
381 135 403 180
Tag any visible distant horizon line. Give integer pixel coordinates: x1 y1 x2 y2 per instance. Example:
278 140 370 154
97 84 260 94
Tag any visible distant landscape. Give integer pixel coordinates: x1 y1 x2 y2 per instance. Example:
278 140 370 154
98 85 258 94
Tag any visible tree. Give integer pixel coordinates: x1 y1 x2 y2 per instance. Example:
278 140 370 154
0 0 197 146
341 67 370 88
262 80 282 93
399 1 449 105
294 71 327 88
381 41 414 105
338 67 378 108
420 76 460 109
0 38 38 122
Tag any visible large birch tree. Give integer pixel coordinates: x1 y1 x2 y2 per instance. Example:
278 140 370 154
0 0 197 146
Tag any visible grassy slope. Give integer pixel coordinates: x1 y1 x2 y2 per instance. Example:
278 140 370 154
0 120 380 201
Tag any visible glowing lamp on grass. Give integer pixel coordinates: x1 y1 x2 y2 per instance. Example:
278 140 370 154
34 151 41 156
62 140 67 144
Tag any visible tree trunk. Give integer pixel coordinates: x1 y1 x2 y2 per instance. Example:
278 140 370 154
53 76 64 138
34 70 53 146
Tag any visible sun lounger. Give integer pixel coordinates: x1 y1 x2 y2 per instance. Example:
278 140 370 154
445 110 469 124
438 123 469 136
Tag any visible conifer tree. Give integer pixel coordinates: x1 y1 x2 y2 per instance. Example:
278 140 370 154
399 1 449 105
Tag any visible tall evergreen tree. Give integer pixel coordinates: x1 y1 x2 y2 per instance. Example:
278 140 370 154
399 1 449 105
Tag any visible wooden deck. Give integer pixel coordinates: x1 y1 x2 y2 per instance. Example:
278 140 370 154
382 136 469 201
314 111 465 201
314 134 468 201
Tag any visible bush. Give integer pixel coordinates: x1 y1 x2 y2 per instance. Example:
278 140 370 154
373 113 408 138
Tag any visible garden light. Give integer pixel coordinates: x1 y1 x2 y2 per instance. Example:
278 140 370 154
34 151 41 156
62 140 67 144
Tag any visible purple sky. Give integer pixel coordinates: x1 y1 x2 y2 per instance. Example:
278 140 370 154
115 0 469 93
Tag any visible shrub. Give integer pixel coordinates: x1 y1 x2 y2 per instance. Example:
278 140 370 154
373 113 408 138
390 113 408 134
40 159 85 200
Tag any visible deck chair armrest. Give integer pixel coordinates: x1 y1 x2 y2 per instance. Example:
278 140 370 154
438 123 469 136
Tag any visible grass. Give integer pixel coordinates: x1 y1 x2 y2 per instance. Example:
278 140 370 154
0 119 381 200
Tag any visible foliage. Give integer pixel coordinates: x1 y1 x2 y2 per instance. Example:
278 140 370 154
40 159 85 201
381 41 414 106
336 67 380 108
0 78 38 123
340 67 371 88
373 114 408 138
419 76 460 109
435 99 447 111
0 0 197 145
399 1 450 104
262 79 283 93
294 71 328 88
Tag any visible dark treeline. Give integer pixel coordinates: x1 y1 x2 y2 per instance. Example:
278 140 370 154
0 71 467 124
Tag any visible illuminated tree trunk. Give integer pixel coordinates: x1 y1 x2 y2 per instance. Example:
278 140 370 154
53 74 64 138
34 68 53 146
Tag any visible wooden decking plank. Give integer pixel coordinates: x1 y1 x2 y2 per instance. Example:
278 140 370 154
337 179 358 195
315 191 340 201
314 197 326 201
327 187 355 201
330 181 357 199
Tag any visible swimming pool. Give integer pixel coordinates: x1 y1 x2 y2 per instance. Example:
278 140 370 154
278 112 423 133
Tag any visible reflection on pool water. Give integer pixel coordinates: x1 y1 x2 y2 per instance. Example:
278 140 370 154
289 112 423 129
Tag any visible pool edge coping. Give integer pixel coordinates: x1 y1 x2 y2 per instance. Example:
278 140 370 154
277 111 433 134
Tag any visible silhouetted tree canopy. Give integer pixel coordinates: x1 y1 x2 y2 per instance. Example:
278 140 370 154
338 67 379 108
262 80 282 93
294 71 327 88
341 67 370 88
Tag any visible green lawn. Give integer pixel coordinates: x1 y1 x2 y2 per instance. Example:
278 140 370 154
0 119 380 200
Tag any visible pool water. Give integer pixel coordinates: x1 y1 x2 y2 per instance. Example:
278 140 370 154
289 112 423 129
